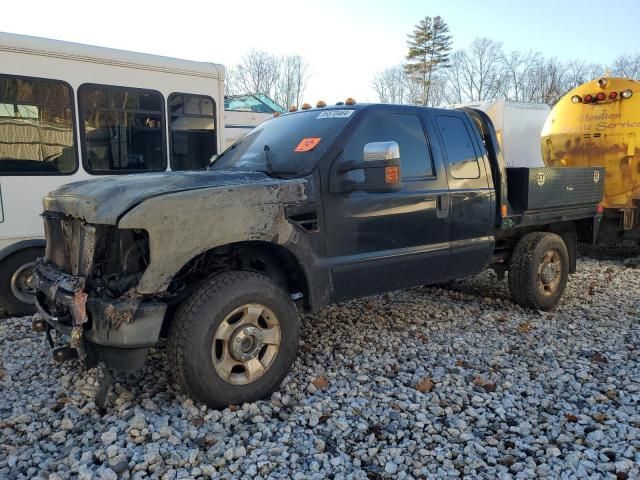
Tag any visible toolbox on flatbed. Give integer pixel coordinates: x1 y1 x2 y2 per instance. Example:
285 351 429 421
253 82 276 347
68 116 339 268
506 167 605 211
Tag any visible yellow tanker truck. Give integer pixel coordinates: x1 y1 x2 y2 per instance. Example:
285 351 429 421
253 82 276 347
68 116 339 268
541 77 640 242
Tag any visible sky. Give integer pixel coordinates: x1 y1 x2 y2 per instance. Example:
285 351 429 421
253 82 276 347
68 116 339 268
1 0 639 104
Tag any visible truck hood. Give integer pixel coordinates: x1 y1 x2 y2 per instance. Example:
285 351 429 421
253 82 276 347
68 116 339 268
43 170 275 225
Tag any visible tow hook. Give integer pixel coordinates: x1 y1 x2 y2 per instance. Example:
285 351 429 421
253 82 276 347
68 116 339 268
32 318 47 332
53 346 78 363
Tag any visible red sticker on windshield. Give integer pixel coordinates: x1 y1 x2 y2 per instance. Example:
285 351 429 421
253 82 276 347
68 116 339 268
295 137 321 152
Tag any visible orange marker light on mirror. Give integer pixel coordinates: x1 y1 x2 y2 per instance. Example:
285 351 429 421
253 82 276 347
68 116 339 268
501 204 508 217
385 166 399 184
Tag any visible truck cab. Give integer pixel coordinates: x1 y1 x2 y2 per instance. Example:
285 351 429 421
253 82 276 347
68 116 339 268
33 102 602 408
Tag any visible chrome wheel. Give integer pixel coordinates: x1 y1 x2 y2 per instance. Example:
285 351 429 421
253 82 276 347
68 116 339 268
537 250 562 297
10 261 36 305
212 303 281 385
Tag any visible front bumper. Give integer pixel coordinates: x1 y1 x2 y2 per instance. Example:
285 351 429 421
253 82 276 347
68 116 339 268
34 259 167 369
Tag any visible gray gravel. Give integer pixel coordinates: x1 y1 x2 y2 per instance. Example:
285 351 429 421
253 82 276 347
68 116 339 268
1 252 639 479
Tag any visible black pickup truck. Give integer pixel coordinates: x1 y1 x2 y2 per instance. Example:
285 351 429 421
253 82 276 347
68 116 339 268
33 103 604 407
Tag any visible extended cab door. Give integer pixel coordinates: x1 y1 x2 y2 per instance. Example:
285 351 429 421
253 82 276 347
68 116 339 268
323 109 451 302
431 112 495 277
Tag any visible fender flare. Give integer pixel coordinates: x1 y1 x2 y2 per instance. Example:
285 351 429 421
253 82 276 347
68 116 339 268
0 239 46 264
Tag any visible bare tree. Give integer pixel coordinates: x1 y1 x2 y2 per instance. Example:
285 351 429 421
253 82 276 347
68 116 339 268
275 55 309 109
224 66 242 97
612 53 640 79
371 66 408 104
235 50 280 97
526 57 567 104
563 60 604 90
499 50 541 102
371 66 428 105
446 38 505 102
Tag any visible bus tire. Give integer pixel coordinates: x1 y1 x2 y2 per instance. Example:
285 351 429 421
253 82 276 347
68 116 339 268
0 247 43 317
167 271 299 408
508 232 569 311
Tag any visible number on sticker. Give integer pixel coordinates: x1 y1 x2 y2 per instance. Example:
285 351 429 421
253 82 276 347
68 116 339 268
317 110 355 119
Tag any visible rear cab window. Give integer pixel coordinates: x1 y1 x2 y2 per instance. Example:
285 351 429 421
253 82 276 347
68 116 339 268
435 115 481 180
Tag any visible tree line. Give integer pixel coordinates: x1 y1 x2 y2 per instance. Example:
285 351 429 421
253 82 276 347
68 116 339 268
225 50 309 110
373 16 640 106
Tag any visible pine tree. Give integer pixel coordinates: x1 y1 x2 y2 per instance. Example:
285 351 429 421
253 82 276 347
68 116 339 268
405 16 452 105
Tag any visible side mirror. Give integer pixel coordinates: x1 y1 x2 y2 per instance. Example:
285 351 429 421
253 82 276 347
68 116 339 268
334 141 402 193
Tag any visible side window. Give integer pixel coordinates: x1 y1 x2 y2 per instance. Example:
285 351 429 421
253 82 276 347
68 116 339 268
0 74 77 174
343 113 433 178
78 84 165 174
169 93 216 170
435 115 480 179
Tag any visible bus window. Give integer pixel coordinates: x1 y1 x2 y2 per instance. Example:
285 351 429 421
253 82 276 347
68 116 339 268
78 84 166 174
169 93 216 170
0 74 77 174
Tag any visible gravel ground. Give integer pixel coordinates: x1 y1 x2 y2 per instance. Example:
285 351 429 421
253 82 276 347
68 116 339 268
0 250 639 479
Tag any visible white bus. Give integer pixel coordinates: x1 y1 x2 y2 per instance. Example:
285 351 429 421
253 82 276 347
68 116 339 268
0 32 225 315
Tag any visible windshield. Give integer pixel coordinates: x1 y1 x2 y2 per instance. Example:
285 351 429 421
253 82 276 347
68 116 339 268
210 109 355 176
255 94 287 113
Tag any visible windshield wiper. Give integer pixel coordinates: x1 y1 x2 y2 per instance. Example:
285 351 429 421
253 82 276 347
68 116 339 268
258 144 300 178
207 143 238 168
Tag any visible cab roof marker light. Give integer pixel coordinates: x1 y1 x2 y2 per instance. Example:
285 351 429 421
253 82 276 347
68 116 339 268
301 103 311 110
289 105 298 112
316 100 327 108
335 101 345 106
345 98 357 105
621 89 633 99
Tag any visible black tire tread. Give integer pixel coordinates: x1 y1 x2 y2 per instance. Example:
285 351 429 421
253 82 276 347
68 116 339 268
508 232 567 310
0 247 43 317
167 270 295 406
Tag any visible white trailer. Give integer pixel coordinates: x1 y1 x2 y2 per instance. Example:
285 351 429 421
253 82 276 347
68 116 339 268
0 32 225 315
452 100 550 168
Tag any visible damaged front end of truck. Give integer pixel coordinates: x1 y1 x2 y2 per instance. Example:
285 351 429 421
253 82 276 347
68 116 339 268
31 169 315 409
34 213 165 372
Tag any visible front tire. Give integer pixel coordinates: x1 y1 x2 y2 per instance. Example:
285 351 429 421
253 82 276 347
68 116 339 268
508 232 569 311
0 247 43 317
168 271 299 408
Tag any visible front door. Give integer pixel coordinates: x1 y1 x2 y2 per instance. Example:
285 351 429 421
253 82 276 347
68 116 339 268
323 110 451 302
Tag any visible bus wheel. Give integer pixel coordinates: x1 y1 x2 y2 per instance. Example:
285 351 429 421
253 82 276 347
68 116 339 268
0 247 43 317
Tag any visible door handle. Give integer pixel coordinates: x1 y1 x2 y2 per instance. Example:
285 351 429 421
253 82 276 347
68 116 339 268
436 194 450 218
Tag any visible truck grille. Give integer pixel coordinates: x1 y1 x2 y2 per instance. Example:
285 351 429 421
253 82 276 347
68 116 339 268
43 213 97 277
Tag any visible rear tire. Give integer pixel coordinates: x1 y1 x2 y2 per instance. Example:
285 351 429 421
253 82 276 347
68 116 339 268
167 271 299 408
0 247 43 317
508 232 569 311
